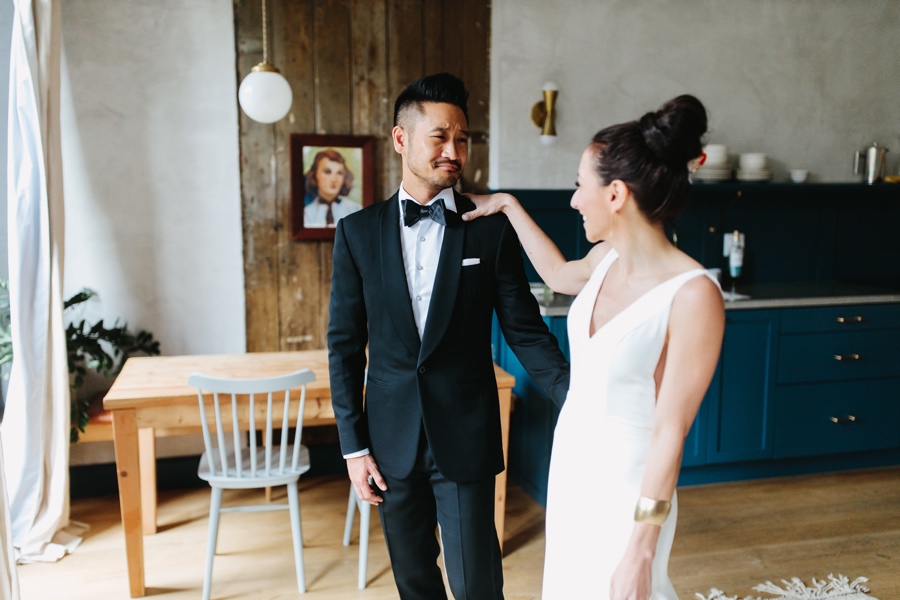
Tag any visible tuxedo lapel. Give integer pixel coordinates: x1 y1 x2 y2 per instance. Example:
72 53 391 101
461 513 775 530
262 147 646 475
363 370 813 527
419 204 464 364
380 196 421 358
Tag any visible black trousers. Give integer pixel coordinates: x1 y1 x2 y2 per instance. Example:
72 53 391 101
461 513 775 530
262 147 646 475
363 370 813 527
377 433 504 600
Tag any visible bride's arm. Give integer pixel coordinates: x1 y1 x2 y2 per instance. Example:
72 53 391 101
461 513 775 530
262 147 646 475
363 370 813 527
642 276 724 505
609 276 725 599
463 192 598 296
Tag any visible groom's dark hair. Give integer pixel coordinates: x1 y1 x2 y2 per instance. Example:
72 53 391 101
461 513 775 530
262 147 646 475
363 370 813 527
393 72 470 128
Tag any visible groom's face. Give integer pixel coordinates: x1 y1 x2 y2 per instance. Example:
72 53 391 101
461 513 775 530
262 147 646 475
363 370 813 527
395 102 469 194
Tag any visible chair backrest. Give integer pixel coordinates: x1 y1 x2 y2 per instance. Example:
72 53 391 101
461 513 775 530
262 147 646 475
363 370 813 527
187 369 316 479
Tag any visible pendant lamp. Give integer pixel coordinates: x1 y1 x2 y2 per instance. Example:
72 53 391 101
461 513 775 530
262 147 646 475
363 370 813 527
238 0 292 124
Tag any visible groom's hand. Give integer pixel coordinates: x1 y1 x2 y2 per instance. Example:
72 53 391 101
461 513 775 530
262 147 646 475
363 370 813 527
347 455 388 505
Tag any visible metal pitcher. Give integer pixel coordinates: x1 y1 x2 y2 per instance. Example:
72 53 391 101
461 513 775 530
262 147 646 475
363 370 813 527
854 143 889 184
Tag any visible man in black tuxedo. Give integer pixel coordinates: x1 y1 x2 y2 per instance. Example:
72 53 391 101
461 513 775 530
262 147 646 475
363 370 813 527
327 73 569 599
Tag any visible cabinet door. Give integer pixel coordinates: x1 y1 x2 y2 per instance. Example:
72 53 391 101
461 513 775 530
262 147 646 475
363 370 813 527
774 379 900 458
780 302 900 334
778 329 899 384
706 309 779 463
681 363 715 467
500 316 567 507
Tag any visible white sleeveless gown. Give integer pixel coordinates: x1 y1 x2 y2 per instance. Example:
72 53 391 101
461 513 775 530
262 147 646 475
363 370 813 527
541 248 716 599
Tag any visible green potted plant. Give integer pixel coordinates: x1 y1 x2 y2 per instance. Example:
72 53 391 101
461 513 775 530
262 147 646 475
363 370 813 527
0 280 11 376
0 281 160 441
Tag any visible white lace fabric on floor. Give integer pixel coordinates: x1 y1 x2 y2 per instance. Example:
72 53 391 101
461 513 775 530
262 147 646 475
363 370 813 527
696 574 877 600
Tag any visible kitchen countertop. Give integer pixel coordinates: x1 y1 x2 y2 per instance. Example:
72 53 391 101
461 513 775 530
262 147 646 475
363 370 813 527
534 281 900 317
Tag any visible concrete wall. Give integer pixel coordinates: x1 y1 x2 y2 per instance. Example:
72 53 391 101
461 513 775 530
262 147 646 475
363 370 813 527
490 0 900 188
59 0 244 464
61 0 245 356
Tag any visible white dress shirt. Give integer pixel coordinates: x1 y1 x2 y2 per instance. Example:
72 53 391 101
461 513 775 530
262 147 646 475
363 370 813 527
343 184 457 460
398 185 457 338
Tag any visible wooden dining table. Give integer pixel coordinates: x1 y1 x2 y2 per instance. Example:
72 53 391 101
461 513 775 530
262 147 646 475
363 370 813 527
103 349 515 598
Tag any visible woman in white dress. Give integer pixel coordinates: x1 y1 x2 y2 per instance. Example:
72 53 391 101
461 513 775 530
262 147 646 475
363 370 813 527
464 95 725 599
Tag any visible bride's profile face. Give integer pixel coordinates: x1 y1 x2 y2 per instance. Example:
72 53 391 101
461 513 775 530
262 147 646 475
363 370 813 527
571 147 614 243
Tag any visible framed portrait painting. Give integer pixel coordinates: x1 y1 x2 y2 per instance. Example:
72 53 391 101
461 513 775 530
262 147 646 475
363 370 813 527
290 134 375 240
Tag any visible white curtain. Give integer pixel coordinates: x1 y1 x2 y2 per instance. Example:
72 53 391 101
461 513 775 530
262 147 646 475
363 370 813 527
0 440 19 599
1 0 71 567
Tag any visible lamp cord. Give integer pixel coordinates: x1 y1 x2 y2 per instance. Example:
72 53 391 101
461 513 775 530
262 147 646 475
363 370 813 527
261 0 269 64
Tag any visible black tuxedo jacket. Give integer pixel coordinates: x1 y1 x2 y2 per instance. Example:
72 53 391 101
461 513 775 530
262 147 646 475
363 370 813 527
327 191 569 483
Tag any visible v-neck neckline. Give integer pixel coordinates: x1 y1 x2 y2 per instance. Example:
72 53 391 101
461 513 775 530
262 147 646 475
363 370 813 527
587 249 704 339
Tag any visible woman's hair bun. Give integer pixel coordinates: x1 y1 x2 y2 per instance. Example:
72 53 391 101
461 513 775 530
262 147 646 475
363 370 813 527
638 95 708 166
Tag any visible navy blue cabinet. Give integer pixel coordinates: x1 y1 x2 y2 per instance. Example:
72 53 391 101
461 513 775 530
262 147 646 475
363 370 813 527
705 309 779 464
510 184 900 289
494 316 565 506
773 303 900 459
774 379 900 458
680 400 708 467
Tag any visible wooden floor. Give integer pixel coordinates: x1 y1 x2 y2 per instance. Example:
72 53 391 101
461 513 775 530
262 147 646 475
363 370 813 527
16 466 900 599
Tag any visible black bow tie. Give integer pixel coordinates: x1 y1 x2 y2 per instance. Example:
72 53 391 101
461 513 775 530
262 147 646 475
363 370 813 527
403 198 447 227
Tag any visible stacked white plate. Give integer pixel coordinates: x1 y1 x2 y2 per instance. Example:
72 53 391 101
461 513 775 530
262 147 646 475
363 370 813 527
735 169 772 182
694 164 733 182
736 152 771 182
693 144 733 182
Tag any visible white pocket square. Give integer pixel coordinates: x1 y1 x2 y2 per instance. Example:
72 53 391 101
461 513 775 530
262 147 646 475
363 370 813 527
462 258 481 266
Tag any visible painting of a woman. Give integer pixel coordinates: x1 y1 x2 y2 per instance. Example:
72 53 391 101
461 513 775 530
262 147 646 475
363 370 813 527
303 149 363 228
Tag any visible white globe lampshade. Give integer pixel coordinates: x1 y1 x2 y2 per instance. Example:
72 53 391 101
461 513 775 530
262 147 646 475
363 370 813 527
238 63 293 124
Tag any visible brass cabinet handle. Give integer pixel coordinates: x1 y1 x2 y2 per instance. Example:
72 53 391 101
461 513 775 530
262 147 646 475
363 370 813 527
836 316 863 323
833 353 860 361
830 415 859 425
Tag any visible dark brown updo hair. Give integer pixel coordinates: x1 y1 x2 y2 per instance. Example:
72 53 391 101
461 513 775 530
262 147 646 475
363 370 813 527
590 95 707 224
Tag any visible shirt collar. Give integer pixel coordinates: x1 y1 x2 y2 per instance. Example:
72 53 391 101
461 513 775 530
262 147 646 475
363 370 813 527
397 184 457 213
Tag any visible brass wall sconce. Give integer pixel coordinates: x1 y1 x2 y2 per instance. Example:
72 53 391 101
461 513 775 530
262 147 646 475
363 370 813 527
531 82 559 145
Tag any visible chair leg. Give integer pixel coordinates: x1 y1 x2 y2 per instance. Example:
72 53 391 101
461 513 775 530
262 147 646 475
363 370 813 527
264 431 273 502
203 487 224 600
286 482 306 594
357 499 370 590
343 487 356 547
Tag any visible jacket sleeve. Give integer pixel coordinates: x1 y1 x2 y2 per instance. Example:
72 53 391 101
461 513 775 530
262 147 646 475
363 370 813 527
327 218 370 454
493 218 570 407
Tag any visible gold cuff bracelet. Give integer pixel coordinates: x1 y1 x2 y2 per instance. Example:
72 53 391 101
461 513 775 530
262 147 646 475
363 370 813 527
633 496 672 526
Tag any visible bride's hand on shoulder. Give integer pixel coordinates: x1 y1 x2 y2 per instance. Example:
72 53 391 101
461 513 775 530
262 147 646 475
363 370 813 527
461 192 519 222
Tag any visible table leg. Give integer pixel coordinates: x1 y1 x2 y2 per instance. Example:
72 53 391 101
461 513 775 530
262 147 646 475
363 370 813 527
112 409 145 597
139 428 157 535
495 388 512 552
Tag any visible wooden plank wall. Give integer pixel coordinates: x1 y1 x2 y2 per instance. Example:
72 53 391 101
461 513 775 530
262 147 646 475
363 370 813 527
235 0 491 353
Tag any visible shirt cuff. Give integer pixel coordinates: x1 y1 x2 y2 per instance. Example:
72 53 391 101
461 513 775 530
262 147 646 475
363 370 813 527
343 448 370 459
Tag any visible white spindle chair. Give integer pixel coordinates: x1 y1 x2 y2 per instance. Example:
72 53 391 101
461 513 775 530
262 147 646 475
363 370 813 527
188 369 315 600
342 484 372 589
342 366 373 589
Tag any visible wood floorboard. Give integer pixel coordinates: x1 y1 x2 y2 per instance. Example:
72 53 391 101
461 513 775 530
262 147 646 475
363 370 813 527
16 467 899 599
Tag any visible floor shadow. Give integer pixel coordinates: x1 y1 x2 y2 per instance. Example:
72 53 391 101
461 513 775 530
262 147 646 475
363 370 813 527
144 587 184 596
502 519 545 556
155 517 202 533
368 565 393 586
306 560 339 590
74 518 117 538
